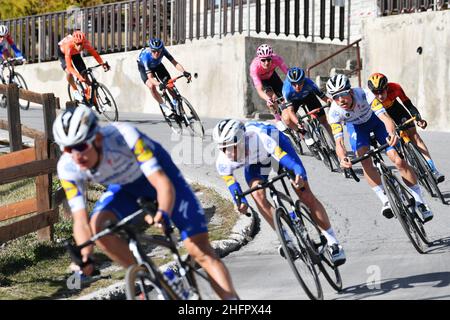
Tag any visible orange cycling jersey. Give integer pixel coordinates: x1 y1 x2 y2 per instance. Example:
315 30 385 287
370 82 410 110
58 35 104 81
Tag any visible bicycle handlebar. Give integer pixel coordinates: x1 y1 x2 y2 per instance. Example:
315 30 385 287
350 142 390 165
299 105 328 120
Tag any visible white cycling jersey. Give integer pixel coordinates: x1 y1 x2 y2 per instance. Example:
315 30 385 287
327 87 386 138
57 122 161 212
216 121 287 177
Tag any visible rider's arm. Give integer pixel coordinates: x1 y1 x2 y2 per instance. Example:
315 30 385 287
378 112 397 138
394 84 422 120
306 78 328 103
249 59 271 101
146 71 160 87
222 174 248 205
146 169 175 217
84 41 104 65
72 208 94 260
273 55 288 75
334 134 347 161
6 35 22 58
328 106 346 160
65 53 84 81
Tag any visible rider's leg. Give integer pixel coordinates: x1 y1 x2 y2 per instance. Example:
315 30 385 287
66 70 78 91
249 178 275 229
281 106 300 131
183 233 239 300
89 210 136 268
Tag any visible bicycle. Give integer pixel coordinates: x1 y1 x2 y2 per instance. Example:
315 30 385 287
297 105 337 172
159 73 204 137
68 63 119 122
348 123 431 254
236 170 343 300
397 117 447 205
0 57 29 110
65 197 207 300
273 96 305 156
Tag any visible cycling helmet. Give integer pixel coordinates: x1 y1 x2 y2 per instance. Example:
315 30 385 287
0 25 8 37
213 119 246 148
53 105 99 149
149 38 164 51
287 67 305 84
72 30 86 44
326 74 351 96
256 44 273 59
368 73 388 92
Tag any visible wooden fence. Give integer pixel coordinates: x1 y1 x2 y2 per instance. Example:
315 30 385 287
0 83 64 244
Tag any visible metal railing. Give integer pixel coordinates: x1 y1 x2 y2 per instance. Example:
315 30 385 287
306 38 362 86
378 0 449 16
0 0 353 64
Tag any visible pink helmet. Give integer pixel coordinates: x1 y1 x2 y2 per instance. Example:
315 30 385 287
256 44 273 59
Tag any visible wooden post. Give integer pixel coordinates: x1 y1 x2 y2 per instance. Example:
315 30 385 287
6 83 22 152
35 136 56 242
42 93 57 141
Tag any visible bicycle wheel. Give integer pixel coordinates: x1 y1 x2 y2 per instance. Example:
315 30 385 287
125 264 172 300
403 142 433 196
303 121 320 159
318 124 340 172
408 143 445 204
296 201 343 292
179 96 204 138
285 129 304 155
162 96 183 135
382 173 427 253
12 73 30 110
94 83 119 121
274 207 323 300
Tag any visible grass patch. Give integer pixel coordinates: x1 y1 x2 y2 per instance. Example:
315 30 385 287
0 180 238 300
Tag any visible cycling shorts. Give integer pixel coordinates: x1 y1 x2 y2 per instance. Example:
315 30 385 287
90 175 208 240
138 62 171 84
58 48 86 74
346 112 395 153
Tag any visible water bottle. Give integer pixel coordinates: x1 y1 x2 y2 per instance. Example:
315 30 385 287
163 268 189 299
289 211 300 222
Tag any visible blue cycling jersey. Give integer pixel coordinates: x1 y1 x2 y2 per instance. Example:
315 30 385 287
282 78 325 102
137 47 174 72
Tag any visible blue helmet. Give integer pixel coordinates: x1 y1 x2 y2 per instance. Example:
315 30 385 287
287 67 305 84
149 38 164 50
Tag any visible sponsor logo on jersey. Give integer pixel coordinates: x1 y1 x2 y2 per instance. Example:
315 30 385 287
274 146 287 159
331 123 343 135
133 138 153 163
223 175 236 187
61 180 80 200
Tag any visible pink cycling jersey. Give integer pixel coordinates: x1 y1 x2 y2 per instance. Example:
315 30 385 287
249 54 288 88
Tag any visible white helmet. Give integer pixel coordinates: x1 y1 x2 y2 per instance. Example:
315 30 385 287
0 25 8 37
212 119 245 148
53 105 99 149
326 74 351 96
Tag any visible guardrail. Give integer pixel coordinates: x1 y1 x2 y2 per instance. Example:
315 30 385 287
378 0 449 16
0 83 64 243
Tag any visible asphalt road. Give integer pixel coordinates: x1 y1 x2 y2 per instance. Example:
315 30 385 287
2 106 450 300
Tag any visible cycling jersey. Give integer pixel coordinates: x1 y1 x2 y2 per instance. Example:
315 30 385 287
282 78 326 102
0 34 22 58
216 121 307 204
137 47 174 73
58 34 104 81
57 122 207 240
249 54 288 88
328 88 386 139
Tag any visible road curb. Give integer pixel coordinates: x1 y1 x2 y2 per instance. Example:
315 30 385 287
75 185 257 300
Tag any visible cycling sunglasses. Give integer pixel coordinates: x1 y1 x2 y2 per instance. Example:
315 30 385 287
260 58 272 63
332 89 351 99
371 89 386 95
291 80 305 87
64 142 91 153
151 49 162 53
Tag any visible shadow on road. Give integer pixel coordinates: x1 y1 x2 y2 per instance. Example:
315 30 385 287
426 236 450 254
336 271 450 300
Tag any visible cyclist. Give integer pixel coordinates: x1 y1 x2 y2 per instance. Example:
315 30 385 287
282 67 333 139
366 73 445 184
249 44 288 121
326 74 433 222
58 30 110 101
137 38 191 117
0 25 24 61
53 106 239 300
212 119 346 266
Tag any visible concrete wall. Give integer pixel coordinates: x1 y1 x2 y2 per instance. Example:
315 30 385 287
16 35 353 118
361 10 450 131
